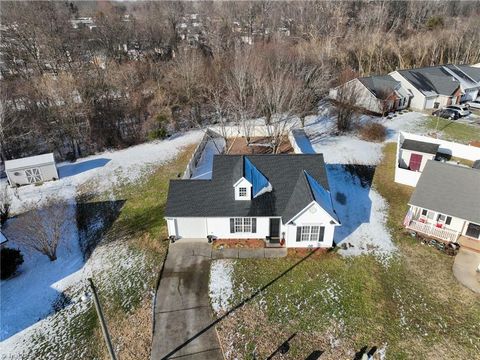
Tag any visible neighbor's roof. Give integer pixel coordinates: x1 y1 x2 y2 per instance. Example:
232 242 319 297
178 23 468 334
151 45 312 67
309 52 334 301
397 66 460 96
5 153 55 171
0 231 7 245
358 75 400 99
455 64 480 82
401 139 440 155
409 161 480 224
165 154 338 223
443 64 478 87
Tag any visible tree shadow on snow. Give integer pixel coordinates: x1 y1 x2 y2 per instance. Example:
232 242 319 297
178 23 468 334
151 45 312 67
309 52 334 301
58 158 110 179
326 164 375 247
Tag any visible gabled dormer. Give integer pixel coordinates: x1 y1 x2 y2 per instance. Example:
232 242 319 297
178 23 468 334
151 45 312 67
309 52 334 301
233 177 252 200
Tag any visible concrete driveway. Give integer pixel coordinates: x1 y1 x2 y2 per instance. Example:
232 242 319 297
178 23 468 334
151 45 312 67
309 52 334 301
151 242 223 360
453 248 480 294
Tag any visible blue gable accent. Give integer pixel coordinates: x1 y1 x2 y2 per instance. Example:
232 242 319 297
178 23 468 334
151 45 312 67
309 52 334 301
305 171 339 222
244 157 271 198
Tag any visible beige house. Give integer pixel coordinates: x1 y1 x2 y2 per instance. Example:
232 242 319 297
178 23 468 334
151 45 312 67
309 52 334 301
5 153 58 187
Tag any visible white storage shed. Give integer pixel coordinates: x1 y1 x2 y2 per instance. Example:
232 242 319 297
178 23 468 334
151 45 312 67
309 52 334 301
5 153 59 187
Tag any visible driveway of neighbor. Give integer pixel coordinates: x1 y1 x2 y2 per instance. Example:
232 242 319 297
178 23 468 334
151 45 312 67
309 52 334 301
452 248 480 294
151 242 223 360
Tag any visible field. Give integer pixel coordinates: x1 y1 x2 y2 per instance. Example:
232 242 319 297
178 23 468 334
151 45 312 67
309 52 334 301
212 143 480 359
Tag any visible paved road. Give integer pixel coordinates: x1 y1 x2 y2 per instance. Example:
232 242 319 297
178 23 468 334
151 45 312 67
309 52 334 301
151 242 223 360
452 248 480 294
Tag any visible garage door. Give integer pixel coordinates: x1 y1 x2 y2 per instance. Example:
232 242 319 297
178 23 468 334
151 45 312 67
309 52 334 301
176 218 207 239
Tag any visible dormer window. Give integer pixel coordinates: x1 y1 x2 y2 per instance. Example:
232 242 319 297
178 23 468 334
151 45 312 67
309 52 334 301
239 187 247 197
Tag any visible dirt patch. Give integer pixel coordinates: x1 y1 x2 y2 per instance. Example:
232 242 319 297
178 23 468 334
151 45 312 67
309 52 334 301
226 136 293 155
213 239 265 249
287 248 329 258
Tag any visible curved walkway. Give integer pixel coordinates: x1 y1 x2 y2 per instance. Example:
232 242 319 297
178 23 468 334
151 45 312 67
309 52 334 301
452 248 480 294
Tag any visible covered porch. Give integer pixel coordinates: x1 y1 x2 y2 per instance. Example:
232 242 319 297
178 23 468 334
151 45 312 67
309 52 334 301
406 219 460 242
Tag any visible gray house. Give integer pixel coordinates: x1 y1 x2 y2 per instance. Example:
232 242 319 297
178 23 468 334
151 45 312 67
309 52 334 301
165 154 340 248
404 161 480 251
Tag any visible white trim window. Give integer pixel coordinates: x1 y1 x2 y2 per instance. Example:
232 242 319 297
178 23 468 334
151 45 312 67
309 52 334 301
239 187 247 197
230 217 257 233
297 225 324 242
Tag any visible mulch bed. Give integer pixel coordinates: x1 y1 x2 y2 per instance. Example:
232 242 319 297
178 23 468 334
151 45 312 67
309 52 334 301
226 136 293 155
287 248 329 258
212 239 266 249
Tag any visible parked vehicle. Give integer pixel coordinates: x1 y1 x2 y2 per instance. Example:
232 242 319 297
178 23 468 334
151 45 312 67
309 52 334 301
445 104 471 117
432 108 460 120
467 100 480 110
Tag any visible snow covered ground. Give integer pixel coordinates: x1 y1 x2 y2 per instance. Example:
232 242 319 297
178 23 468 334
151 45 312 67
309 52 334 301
209 259 234 315
0 131 202 356
3 131 203 214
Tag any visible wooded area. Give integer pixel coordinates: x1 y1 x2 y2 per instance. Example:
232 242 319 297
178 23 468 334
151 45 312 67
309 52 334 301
1 1 479 161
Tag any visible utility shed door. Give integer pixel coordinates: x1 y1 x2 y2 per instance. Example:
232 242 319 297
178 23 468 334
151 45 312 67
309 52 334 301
176 218 207 239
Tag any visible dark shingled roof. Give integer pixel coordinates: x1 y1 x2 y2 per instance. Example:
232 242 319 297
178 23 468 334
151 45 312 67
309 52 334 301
358 75 400 99
409 161 480 224
398 66 460 96
401 139 440 155
165 154 334 223
456 65 480 82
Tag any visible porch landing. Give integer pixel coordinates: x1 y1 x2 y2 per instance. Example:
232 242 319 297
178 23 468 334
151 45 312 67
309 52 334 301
458 236 480 253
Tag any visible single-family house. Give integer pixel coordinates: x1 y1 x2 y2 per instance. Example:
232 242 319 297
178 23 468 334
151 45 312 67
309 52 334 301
404 161 480 251
398 139 440 172
328 75 410 114
5 153 58 187
165 154 340 248
443 64 480 102
390 66 462 111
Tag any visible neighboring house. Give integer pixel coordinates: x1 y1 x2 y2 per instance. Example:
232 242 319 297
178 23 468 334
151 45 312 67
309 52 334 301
404 161 480 251
0 231 8 249
390 66 462 111
394 132 480 187
165 154 340 248
328 75 409 114
5 153 58 187
443 64 480 102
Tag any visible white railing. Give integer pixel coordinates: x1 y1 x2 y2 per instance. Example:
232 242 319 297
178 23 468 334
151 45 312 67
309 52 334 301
407 220 459 242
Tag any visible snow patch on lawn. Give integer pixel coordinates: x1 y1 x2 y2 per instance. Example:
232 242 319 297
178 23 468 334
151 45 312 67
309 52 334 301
3 131 203 214
209 259 234 315
328 165 396 257
0 205 81 341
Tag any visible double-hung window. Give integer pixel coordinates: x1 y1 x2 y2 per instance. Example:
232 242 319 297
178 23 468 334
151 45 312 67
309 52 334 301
230 218 256 233
297 225 325 242
239 187 247 197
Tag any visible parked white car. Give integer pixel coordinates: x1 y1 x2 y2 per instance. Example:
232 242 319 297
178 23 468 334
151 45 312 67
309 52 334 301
445 104 471 117
467 100 480 110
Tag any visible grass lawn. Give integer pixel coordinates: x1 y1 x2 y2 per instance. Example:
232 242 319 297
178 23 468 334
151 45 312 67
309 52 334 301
424 116 480 144
26 144 196 360
214 143 480 359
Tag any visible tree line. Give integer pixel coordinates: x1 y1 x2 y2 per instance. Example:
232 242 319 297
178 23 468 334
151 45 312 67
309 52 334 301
1 1 479 161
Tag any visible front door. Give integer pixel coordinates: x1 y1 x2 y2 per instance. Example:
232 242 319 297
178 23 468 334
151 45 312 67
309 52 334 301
269 218 280 243
466 223 480 239
409 153 423 171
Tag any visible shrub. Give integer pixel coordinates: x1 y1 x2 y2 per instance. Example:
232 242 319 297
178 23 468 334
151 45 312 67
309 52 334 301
359 122 387 142
1 247 24 280
426 16 444 30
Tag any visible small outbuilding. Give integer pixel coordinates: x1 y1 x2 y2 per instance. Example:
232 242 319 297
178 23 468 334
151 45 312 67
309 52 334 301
399 139 439 172
5 153 58 187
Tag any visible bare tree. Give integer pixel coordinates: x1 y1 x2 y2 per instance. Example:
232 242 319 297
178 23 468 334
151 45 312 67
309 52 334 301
331 69 361 133
11 198 71 261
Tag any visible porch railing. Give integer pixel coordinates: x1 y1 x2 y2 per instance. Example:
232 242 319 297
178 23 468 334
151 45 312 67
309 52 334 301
407 219 459 242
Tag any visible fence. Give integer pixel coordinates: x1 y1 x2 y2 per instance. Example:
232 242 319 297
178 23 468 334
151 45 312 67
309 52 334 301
394 131 480 187
182 129 222 179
